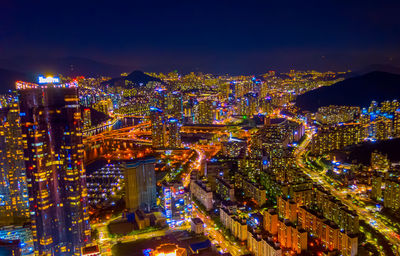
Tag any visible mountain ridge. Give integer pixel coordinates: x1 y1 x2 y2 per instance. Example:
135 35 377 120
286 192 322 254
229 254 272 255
101 70 163 88
296 71 400 112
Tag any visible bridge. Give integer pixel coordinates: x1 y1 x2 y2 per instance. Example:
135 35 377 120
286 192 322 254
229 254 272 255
83 122 228 163
84 121 151 144
83 122 153 163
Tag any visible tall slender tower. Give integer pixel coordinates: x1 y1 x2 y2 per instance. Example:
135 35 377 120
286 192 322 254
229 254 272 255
17 79 90 256
0 98 29 224
150 106 165 148
124 157 157 212
167 118 181 148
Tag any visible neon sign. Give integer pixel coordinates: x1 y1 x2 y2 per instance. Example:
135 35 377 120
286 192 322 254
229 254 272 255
38 76 60 84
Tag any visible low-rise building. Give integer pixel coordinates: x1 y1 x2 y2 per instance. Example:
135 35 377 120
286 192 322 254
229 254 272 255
191 218 204 234
151 244 187 256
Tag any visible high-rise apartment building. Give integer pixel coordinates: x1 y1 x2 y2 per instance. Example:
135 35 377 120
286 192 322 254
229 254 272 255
161 181 190 225
371 175 382 201
311 123 363 155
194 100 213 124
166 91 182 120
17 80 90 255
93 99 113 115
150 107 165 148
82 108 91 130
167 118 181 148
384 179 400 211
0 99 29 224
124 157 157 212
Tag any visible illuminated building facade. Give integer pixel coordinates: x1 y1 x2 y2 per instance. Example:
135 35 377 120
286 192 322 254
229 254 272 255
220 205 248 241
167 118 181 148
93 99 113 115
260 96 272 114
234 171 266 206
0 100 29 224
194 100 213 124
237 93 258 117
384 179 400 212
371 175 382 201
246 228 282 256
315 105 360 125
371 116 392 140
161 181 191 225
370 150 390 171
0 226 33 255
215 176 235 201
190 218 204 234
17 80 90 255
124 157 157 212
311 123 362 155
190 180 213 211
150 107 165 148
166 91 183 120
393 110 400 137
82 108 91 130
150 244 187 256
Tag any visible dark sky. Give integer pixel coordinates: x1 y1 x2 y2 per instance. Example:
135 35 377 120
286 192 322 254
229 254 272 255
1 0 400 74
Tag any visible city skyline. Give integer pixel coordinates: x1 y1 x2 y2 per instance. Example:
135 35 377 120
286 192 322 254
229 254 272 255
1 1 400 256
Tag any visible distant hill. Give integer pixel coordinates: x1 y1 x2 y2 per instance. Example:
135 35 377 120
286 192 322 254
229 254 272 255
348 64 400 77
344 138 400 165
102 70 162 88
0 57 129 77
0 68 34 94
296 71 400 112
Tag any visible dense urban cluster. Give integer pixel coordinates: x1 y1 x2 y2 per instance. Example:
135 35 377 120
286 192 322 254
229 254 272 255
0 69 399 256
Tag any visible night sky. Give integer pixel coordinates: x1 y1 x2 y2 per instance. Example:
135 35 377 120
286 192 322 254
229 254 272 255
1 0 400 74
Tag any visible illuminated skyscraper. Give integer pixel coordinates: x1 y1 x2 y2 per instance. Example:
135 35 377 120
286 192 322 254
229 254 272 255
194 100 213 124
260 81 269 99
384 179 400 212
153 87 167 110
150 106 165 148
17 80 90 255
0 99 29 224
82 108 91 130
167 118 181 148
124 157 157 212
237 93 258 117
161 181 189 225
167 91 183 121
228 81 236 103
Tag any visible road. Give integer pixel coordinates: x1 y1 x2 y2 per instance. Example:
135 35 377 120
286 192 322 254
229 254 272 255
295 130 400 253
192 205 248 256
91 215 122 255
182 146 204 187
85 121 151 144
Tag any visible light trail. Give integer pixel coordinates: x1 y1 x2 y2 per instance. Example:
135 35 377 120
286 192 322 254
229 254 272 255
295 130 400 253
